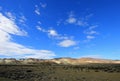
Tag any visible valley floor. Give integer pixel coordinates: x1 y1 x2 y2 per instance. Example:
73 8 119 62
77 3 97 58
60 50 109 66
0 64 120 81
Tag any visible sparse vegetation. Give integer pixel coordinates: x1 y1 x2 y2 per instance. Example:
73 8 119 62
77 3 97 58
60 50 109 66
0 63 120 81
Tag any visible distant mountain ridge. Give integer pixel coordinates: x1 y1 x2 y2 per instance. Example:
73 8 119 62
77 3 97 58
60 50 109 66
0 57 120 65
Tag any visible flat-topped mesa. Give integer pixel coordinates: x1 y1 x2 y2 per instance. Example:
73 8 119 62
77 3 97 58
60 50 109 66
0 57 120 65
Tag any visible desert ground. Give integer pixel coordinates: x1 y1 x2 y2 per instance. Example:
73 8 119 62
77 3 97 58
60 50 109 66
0 62 120 81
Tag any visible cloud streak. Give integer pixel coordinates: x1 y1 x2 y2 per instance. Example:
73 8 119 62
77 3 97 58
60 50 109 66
37 26 67 39
84 25 98 41
0 13 55 58
58 39 77 47
66 12 76 24
37 26 77 47
35 5 40 15
65 12 88 27
40 2 47 8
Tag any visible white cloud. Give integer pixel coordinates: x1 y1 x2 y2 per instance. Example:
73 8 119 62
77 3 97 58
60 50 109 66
58 39 77 47
65 12 88 27
85 14 93 20
84 25 98 41
0 13 26 36
77 20 88 26
86 35 95 40
36 26 46 32
19 15 26 23
36 26 71 40
36 26 77 47
66 12 76 24
66 17 77 24
40 2 47 8
36 26 58 37
84 30 98 35
38 21 42 24
89 25 98 30
5 12 16 21
35 5 40 15
48 29 58 37
57 19 62 26
0 42 55 59
37 26 42 31
0 13 55 58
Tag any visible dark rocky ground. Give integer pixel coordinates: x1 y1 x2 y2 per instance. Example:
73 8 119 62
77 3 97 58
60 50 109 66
0 63 120 81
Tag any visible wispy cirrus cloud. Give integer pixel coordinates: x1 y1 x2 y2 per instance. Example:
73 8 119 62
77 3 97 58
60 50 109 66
65 11 89 27
65 12 99 42
37 11 98 47
0 13 55 58
57 19 63 26
36 26 46 32
19 15 26 23
37 21 42 24
58 39 77 47
5 12 16 21
66 13 77 24
37 26 77 47
6 12 27 24
35 5 40 15
86 35 95 40
40 2 47 8
48 29 58 37
84 25 98 41
66 12 77 24
37 26 65 39
76 20 88 27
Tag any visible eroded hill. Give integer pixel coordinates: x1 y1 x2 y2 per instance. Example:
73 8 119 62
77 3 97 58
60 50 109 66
0 57 120 65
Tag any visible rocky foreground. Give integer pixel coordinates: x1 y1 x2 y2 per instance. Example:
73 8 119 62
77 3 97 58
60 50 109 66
0 57 120 65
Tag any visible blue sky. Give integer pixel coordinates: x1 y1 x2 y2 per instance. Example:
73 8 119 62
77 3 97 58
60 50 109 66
0 0 120 59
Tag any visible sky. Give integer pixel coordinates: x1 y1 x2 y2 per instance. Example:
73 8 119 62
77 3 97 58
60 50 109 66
0 0 120 59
